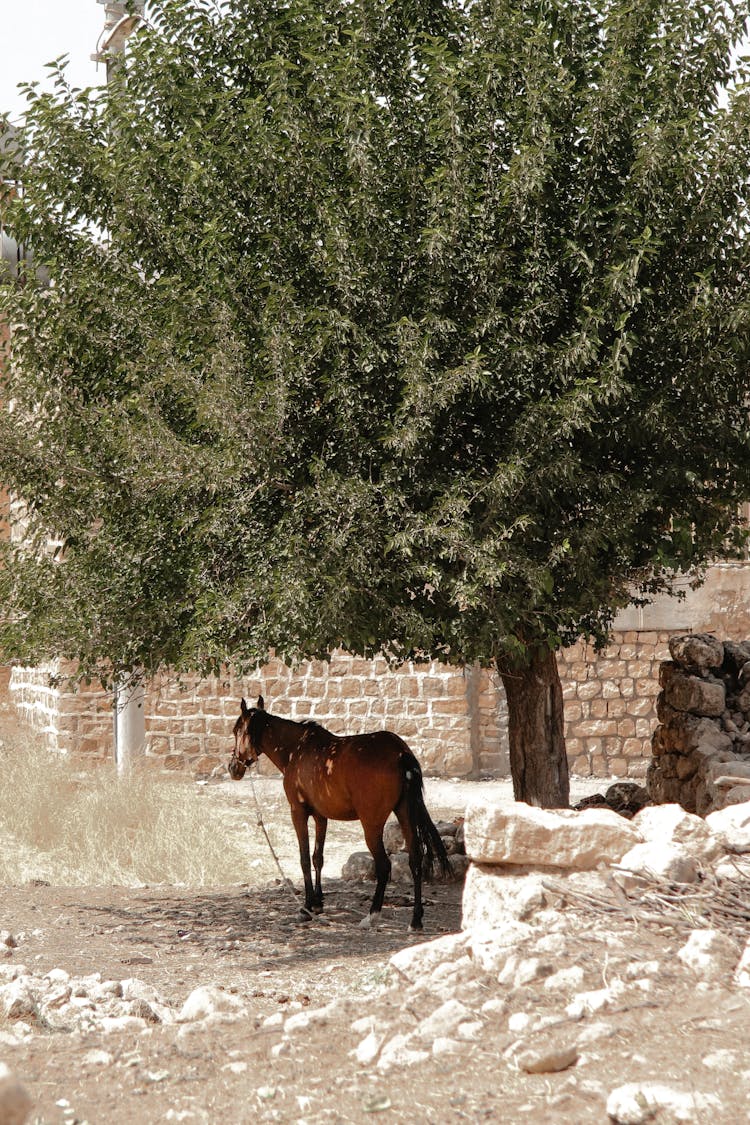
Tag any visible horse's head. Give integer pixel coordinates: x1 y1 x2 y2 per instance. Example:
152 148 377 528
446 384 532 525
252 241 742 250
228 695 268 779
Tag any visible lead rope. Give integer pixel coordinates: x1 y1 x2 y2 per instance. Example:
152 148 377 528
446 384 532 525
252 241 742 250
247 765 313 919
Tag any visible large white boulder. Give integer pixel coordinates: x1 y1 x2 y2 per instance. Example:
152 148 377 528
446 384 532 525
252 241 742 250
461 864 547 931
705 800 750 853
389 933 471 986
632 804 723 864
616 841 699 885
464 801 640 869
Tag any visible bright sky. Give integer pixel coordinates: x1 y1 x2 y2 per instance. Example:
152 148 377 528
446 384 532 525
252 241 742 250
1 1 107 123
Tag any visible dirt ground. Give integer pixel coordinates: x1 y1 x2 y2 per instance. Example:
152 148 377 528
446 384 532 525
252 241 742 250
2 746 750 1122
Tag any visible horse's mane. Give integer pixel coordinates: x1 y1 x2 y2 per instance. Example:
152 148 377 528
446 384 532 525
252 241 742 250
250 708 334 748
247 707 271 745
298 719 334 747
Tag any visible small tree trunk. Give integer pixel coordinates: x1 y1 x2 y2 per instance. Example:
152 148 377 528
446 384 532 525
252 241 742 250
498 646 570 808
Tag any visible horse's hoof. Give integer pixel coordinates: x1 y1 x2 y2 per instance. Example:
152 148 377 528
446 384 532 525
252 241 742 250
407 923 423 934
359 912 380 931
298 907 313 922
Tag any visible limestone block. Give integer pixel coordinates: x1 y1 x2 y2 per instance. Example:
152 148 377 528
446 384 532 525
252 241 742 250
715 854 750 879
677 929 740 982
341 852 376 881
284 1000 339 1034
631 804 723 863
463 801 641 870
616 842 699 885
566 980 625 1019
543 964 585 993
607 1082 722 1124
351 1030 386 1065
723 784 750 807
461 864 547 931
446 854 470 882
389 933 471 985
665 672 725 718
705 800 750 852
178 985 246 1022
668 633 724 674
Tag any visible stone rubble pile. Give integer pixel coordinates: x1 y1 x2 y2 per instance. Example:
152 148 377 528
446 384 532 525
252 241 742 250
309 798 750 1122
341 818 469 883
0 968 250 1045
3 796 750 1123
649 632 750 815
0 971 260 1124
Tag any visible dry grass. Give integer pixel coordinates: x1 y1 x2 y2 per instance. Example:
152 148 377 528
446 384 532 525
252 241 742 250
0 730 255 887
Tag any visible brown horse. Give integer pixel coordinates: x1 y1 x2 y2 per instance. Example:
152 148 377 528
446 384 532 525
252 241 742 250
229 696 450 932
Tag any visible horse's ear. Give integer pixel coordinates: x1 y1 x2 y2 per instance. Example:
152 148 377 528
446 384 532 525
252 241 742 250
257 694 265 710
240 698 248 715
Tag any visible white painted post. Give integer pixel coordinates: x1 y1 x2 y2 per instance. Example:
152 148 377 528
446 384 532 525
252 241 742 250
114 675 145 774
94 0 147 771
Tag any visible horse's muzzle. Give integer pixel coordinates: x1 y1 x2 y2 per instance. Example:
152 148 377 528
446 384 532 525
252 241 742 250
228 755 247 780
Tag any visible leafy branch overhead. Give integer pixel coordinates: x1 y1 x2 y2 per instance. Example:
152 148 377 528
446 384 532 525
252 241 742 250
1 0 750 686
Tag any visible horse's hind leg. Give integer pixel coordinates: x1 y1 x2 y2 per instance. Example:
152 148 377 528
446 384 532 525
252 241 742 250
290 805 315 919
359 822 391 930
312 814 327 913
395 801 423 933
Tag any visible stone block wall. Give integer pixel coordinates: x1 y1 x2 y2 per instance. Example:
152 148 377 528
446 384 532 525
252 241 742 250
8 631 668 779
649 633 750 815
66 655 508 778
6 662 112 755
558 632 671 780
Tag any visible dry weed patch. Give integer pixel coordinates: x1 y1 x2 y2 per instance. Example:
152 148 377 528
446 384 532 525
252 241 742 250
0 736 251 886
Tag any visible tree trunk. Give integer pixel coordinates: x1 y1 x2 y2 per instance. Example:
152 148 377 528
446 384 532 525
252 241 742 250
498 646 570 808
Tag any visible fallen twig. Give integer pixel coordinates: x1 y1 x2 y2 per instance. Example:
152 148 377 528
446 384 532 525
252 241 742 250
541 868 750 942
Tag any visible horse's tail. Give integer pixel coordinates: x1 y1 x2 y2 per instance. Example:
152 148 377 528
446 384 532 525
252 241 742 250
401 752 451 880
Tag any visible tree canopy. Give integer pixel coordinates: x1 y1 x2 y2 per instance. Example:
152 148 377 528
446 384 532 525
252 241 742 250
2 0 750 800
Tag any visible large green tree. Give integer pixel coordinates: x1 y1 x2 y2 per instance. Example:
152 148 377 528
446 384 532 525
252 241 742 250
2 0 750 805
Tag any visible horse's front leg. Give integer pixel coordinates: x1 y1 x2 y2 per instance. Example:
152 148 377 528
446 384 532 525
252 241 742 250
289 805 315 919
312 814 327 914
